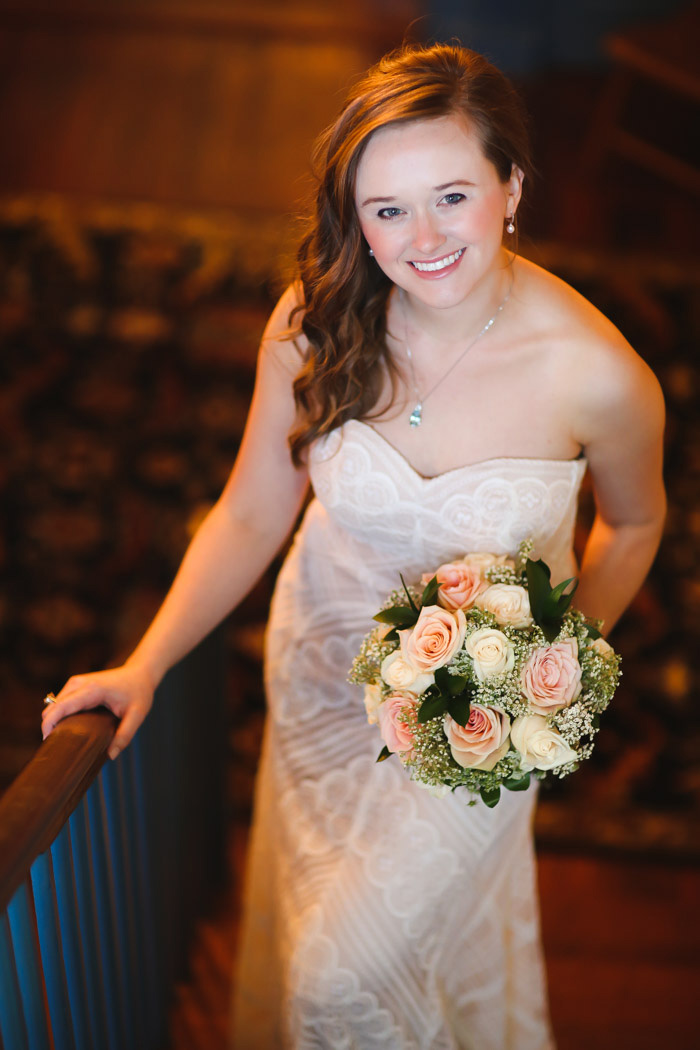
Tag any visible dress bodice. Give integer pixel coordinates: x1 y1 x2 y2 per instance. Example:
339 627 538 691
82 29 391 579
235 416 564 1049
307 419 587 586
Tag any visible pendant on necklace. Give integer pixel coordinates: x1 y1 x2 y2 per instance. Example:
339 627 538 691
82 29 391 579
409 403 423 427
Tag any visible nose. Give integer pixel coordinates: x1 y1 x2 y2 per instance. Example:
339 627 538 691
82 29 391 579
411 212 445 256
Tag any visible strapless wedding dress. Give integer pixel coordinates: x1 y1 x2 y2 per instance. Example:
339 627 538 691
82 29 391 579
231 419 587 1050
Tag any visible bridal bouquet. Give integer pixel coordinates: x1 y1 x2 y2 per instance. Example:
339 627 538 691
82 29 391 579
349 542 620 807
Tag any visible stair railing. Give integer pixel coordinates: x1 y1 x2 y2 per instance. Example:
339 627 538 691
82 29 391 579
0 630 227 1050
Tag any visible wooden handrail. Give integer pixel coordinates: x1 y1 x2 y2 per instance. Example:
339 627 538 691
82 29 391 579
0 709 117 912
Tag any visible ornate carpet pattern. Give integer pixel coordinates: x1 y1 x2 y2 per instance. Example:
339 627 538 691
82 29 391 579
1 195 698 858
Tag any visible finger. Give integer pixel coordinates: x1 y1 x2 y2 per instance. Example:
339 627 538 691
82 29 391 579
54 675 98 704
107 705 145 761
41 687 107 737
41 681 91 720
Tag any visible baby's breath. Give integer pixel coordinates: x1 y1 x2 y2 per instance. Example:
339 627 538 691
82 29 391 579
551 759 580 778
348 628 396 685
350 544 621 804
514 538 534 573
552 701 598 745
484 565 521 585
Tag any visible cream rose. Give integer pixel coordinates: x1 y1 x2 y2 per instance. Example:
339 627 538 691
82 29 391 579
589 636 614 658
444 706 511 770
421 561 487 611
476 583 533 629
363 683 382 725
511 714 577 771
381 650 434 694
461 552 515 575
521 638 582 713
400 605 466 673
378 691 419 755
465 627 515 680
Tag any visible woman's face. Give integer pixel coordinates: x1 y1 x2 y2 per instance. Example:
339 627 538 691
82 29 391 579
354 115 522 311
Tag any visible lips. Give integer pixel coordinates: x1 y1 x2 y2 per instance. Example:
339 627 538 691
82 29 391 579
408 247 465 276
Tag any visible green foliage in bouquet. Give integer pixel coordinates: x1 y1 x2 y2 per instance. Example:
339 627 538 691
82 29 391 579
526 558 577 642
373 573 438 640
350 541 622 808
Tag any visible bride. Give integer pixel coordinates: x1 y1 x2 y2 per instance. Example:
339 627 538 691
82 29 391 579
42 44 665 1049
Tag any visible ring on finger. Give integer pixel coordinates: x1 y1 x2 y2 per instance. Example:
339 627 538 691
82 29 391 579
43 692 57 706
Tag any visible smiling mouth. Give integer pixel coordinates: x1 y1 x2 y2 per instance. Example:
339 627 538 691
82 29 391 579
409 248 465 273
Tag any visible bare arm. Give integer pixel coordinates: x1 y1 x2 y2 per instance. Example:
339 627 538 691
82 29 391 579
573 340 666 634
42 287 309 754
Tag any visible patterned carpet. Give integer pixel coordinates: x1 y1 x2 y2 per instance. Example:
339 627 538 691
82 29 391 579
1 194 698 858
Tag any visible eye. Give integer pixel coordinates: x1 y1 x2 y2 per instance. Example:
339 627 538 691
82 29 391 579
439 192 466 206
377 207 404 220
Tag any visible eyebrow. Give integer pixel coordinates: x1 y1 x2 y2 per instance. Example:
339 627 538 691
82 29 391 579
359 180 476 208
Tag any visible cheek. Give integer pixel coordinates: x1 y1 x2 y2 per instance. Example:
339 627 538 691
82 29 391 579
460 194 508 239
361 221 401 259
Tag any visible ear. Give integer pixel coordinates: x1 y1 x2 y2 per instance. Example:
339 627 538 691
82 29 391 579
505 165 524 216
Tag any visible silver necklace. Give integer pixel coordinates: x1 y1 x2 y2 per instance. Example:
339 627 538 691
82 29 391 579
402 286 511 427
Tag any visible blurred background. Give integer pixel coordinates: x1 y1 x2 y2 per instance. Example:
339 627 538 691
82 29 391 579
0 1 698 1047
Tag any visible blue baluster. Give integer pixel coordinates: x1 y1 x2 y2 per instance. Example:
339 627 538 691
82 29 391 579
6 880 51 1049
30 851 76 1050
85 780 126 1050
68 798 110 1049
100 756 143 1048
50 822 94 1050
0 909 29 1050
122 740 161 1044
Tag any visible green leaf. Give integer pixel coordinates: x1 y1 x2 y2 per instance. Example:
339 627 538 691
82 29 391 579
540 620 562 643
447 693 471 726
434 665 450 692
586 622 603 639
504 774 531 792
417 693 448 723
376 745 393 763
434 666 468 696
526 558 552 624
399 573 418 614
480 784 501 808
383 628 399 643
420 574 439 608
526 558 580 642
373 606 418 627
550 576 578 610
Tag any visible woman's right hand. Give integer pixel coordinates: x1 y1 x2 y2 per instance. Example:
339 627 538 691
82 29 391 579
41 662 155 760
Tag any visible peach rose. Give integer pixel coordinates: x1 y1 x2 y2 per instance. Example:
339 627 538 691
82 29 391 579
462 552 515 575
363 683 382 725
381 650 434 694
465 627 515 680
444 706 511 770
476 584 533 629
421 561 487 611
521 638 582 713
378 691 419 755
400 605 466 673
511 714 577 772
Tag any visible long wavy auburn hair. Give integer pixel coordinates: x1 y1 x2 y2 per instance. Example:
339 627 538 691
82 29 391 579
288 43 533 466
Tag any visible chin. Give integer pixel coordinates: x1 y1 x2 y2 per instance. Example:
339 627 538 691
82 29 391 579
404 276 479 310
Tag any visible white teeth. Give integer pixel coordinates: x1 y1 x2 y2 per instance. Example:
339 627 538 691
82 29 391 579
411 248 464 272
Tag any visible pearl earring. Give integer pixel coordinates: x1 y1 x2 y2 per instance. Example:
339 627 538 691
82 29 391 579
506 217 515 234
368 248 374 256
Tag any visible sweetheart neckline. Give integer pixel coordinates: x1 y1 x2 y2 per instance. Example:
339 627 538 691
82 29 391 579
340 419 587 483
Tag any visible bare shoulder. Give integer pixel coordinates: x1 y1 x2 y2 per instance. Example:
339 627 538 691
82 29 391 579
259 281 309 377
513 256 665 443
